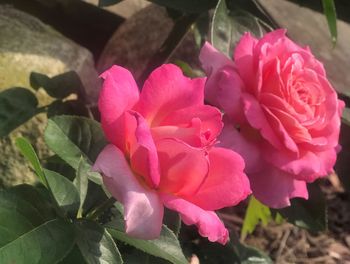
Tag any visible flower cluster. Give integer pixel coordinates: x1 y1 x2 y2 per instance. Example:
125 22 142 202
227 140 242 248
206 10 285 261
94 29 343 244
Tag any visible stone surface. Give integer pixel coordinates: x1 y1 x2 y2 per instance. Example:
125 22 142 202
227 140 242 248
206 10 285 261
0 6 99 187
84 0 150 18
258 0 350 98
0 5 100 102
97 4 174 79
97 3 200 81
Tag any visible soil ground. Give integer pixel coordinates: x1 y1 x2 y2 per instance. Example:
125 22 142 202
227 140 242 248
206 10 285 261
221 176 350 263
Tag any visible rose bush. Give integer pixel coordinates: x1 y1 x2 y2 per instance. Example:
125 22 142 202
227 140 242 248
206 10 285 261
93 64 251 244
200 29 344 208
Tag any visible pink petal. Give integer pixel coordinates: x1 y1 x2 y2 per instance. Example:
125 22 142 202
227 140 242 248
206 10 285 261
300 49 326 76
263 146 336 182
93 145 163 239
254 29 287 51
242 92 283 149
156 139 209 197
128 111 160 188
185 146 251 211
199 43 245 123
262 106 299 153
200 42 233 72
234 32 258 93
159 104 223 146
269 107 312 144
234 32 258 62
212 68 246 124
136 64 206 125
217 117 263 174
199 42 234 106
249 164 308 208
151 124 202 147
99 66 140 151
160 193 229 244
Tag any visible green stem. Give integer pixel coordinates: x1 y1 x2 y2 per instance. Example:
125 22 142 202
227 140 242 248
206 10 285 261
86 197 116 221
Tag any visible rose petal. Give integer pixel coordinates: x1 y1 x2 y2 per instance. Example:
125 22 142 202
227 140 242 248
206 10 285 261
217 117 263 174
160 193 229 244
199 42 233 72
93 144 163 239
261 106 301 153
157 139 209 197
242 92 283 149
99 66 140 151
269 107 312 144
234 32 258 93
234 32 258 61
249 164 308 208
185 146 251 211
160 104 223 146
151 124 202 147
213 68 246 124
263 146 335 182
128 111 160 188
136 64 206 125
199 42 239 111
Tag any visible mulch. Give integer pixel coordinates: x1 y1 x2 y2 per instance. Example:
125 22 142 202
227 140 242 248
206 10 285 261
220 175 350 263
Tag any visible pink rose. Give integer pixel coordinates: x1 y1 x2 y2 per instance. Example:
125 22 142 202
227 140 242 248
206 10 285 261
93 64 251 244
200 29 344 208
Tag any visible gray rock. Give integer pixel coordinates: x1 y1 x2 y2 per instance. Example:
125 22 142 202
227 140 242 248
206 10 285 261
97 4 200 81
0 5 100 102
84 0 150 19
97 4 174 79
0 6 99 187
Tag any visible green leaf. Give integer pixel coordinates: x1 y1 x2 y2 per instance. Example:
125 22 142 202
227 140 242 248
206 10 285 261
195 233 272 264
44 169 80 216
211 0 264 58
59 245 87 264
193 12 210 48
16 137 47 186
107 224 187 264
83 181 109 215
123 248 172 264
322 0 337 44
9 184 56 222
341 107 350 127
336 113 350 193
44 115 107 184
163 208 181 237
45 155 77 181
30 71 82 99
276 181 326 232
241 196 272 240
149 0 217 13
0 187 54 246
0 187 73 263
0 87 39 137
75 220 123 264
232 235 273 264
47 100 89 118
0 219 75 264
74 157 89 218
173 60 198 78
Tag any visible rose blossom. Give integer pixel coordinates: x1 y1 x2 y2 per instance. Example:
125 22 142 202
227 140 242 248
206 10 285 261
200 29 344 208
93 64 251 244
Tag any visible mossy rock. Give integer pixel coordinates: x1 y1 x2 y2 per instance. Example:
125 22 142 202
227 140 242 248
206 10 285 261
0 6 99 187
